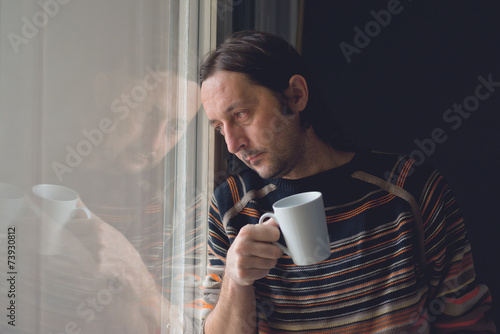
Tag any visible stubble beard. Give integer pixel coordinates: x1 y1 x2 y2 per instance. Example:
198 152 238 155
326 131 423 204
241 118 309 179
249 140 307 180
253 156 292 180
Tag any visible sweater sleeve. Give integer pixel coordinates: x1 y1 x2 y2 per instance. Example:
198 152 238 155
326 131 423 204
200 194 230 327
418 170 496 333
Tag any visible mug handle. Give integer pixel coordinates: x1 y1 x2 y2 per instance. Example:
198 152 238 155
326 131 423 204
258 212 290 255
70 207 91 220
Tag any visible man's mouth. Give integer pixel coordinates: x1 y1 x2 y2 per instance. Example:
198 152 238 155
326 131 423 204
245 152 263 164
129 150 156 164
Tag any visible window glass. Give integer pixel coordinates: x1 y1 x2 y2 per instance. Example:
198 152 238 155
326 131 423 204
0 1 212 332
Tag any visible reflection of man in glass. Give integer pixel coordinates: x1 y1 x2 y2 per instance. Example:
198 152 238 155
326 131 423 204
16 66 202 334
91 68 198 175
79 67 202 331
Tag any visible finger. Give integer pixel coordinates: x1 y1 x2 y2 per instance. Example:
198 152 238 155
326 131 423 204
227 256 278 286
235 268 275 285
248 242 283 260
239 223 280 243
233 237 283 260
65 218 101 236
243 256 279 270
71 208 91 219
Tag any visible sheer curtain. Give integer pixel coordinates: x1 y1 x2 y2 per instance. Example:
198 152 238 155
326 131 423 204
0 0 213 333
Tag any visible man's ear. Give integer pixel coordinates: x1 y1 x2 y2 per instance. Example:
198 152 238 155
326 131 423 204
284 75 309 112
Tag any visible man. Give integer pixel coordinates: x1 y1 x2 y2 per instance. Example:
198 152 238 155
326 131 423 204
199 30 496 333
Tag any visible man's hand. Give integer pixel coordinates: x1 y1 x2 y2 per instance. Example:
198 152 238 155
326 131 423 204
225 219 283 286
204 219 283 334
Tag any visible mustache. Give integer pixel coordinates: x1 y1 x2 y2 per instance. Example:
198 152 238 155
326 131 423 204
241 149 262 161
126 147 160 162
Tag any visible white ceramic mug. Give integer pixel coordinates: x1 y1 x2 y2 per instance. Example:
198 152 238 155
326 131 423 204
0 183 27 227
32 184 90 224
32 184 91 254
258 191 330 266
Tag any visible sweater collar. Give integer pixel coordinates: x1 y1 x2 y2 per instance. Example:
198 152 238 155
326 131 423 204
268 149 365 193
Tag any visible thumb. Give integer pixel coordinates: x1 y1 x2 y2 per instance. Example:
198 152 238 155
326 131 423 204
261 217 282 244
261 216 279 229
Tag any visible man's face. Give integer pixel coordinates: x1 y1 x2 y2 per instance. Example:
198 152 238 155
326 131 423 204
201 71 307 179
95 71 200 175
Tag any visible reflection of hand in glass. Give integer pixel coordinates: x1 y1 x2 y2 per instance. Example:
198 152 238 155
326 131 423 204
63 215 169 333
13 204 172 334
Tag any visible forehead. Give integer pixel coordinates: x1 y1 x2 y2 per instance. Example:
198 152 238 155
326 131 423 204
201 71 274 114
201 71 254 100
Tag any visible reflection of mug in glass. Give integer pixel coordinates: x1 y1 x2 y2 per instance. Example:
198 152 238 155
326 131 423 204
259 191 330 266
0 183 27 227
32 184 90 224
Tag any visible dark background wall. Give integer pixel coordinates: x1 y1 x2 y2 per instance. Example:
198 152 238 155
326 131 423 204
301 0 500 324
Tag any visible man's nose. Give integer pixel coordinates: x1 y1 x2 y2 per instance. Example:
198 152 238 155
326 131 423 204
224 124 247 154
143 122 166 152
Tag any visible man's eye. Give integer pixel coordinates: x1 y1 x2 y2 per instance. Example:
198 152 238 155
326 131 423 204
235 111 246 119
166 119 182 137
214 124 224 135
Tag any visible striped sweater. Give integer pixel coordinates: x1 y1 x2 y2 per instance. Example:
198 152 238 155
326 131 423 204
202 150 496 333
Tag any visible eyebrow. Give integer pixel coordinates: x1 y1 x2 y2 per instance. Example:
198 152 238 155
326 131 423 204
208 100 257 126
208 104 237 126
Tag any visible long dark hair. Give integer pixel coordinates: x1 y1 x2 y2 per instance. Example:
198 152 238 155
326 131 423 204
199 30 356 151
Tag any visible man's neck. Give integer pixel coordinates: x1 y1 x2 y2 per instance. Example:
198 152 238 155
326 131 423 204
282 128 355 180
